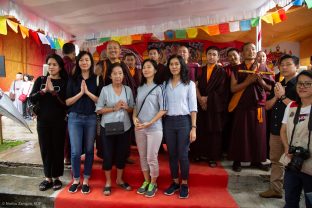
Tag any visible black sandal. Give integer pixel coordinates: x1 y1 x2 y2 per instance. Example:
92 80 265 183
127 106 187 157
39 180 53 191
103 186 111 196
53 179 62 191
117 182 132 191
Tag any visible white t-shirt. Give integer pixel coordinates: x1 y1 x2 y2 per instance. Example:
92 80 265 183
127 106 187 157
282 103 311 124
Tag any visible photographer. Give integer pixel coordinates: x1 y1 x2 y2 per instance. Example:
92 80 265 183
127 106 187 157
280 70 312 208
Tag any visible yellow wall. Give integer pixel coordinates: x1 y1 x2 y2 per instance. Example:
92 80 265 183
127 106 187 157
0 27 53 91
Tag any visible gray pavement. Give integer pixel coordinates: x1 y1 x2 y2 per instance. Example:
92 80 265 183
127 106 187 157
0 116 306 208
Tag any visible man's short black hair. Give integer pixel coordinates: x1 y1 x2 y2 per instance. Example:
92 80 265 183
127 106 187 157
62 42 75 55
124 52 135 58
148 47 161 54
226 47 240 56
279 54 299 66
205 46 220 55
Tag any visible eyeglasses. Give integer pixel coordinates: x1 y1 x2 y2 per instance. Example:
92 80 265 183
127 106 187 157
296 82 312 88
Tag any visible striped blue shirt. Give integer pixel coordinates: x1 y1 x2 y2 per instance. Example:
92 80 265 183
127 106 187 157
165 80 197 116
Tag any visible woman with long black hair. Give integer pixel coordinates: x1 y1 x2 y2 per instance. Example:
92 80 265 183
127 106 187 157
163 55 197 199
66 51 99 194
29 53 68 191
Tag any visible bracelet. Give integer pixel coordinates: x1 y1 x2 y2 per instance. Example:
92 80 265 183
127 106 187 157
280 95 287 101
192 125 197 128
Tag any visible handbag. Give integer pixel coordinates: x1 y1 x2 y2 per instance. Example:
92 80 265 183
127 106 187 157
18 94 27 102
18 83 32 102
104 86 129 136
105 122 124 136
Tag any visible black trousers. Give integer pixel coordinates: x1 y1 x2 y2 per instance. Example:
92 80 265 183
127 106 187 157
101 126 130 170
37 120 66 178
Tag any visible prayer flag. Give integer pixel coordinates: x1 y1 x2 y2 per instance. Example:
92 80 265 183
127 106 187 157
29 30 41 46
229 21 240 32
0 17 7 35
58 38 65 48
165 31 174 40
199 26 209 34
278 9 287 21
6 19 18 33
272 12 282 24
240 20 251 31
53 38 61 49
19 25 29 39
153 32 165 40
262 14 274 24
186 28 198 38
119 36 132 45
251 17 260 27
99 37 110 43
293 0 304 5
305 0 312 8
131 34 141 41
38 33 50 45
46 36 55 49
207 25 220 36
219 23 230 34
175 29 186 38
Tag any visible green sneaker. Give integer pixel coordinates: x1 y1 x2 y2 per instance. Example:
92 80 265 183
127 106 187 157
136 181 149 195
145 183 157 198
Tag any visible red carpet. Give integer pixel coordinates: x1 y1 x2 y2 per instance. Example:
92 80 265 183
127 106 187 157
55 148 238 208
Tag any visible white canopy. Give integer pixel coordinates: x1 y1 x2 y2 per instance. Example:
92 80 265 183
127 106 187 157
1 0 291 40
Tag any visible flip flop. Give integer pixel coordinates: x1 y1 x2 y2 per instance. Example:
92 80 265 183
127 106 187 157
117 182 132 191
103 186 111 196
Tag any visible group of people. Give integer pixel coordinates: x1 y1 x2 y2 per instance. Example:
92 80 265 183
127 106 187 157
28 40 312 207
9 73 35 119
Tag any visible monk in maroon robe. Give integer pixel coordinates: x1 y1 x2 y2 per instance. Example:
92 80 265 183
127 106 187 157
228 43 274 172
148 47 167 83
124 52 142 88
191 46 228 167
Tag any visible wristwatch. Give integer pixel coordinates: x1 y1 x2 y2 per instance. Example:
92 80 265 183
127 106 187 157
280 95 287 101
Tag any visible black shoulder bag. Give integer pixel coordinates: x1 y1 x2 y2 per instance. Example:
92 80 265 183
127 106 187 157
136 85 159 117
105 86 129 136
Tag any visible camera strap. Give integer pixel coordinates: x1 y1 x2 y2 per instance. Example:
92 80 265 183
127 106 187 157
289 104 312 150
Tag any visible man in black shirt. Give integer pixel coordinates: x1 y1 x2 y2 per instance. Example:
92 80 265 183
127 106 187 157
260 54 299 198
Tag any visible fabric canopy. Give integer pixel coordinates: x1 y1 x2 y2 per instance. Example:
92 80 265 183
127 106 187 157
4 0 291 40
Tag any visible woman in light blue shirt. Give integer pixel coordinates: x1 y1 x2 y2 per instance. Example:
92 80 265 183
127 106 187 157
133 59 167 198
163 55 197 199
96 63 134 196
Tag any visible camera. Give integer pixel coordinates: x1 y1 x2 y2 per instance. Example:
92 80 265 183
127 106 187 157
286 146 310 172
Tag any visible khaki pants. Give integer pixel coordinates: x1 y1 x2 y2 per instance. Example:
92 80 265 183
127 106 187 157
269 134 285 193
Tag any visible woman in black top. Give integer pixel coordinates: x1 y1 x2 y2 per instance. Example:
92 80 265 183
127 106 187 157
29 54 68 191
66 51 99 194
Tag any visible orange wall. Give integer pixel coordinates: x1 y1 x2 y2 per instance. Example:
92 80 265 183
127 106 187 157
300 37 312 66
0 27 53 91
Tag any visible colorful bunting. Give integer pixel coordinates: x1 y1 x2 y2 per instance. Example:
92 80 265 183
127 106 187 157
29 30 41 46
272 12 282 24
53 38 61 49
99 37 110 43
19 25 29 39
58 38 65 48
165 31 174 40
305 0 312 9
0 17 7 35
131 34 142 41
293 0 304 6
207 25 220 36
153 32 165 40
6 19 19 33
219 23 230 34
251 17 260 27
186 28 198 38
278 9 287 21
199 26 209 34
240 20 251 31
46 36 55 49
119 36 132 45
262 14 274 24
229 21 240 32
37 33 50 45
175 29 186 38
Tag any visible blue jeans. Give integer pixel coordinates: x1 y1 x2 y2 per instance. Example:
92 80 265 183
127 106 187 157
284 169 312 208
68 112 97 180
164 115 191 180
